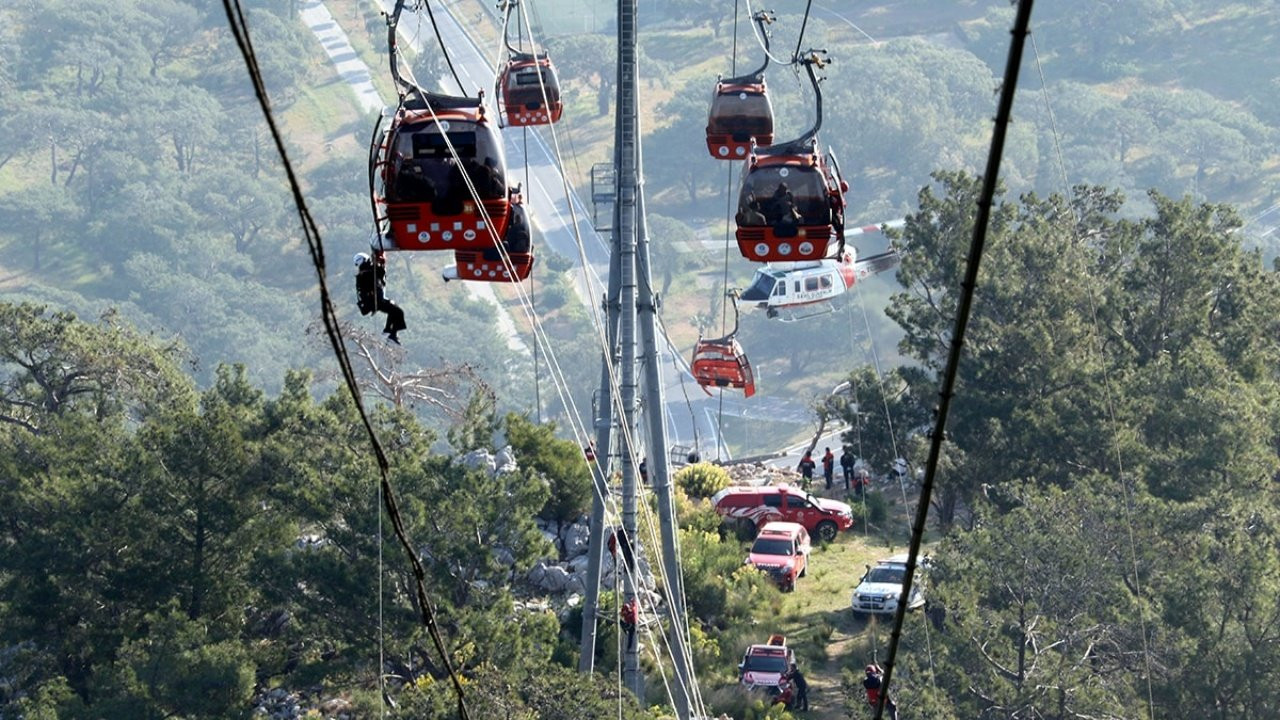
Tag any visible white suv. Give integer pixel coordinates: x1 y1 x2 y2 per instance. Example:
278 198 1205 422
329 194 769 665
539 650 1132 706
851 554 926 616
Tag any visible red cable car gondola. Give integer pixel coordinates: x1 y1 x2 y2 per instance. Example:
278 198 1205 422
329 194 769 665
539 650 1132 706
691 337 756 397
497 52 563 127
690 292 756 398
495 0 562 127
368 0 532 284
734 52 847 264
370 95 512 252
443 199 534 282
706 11 775 160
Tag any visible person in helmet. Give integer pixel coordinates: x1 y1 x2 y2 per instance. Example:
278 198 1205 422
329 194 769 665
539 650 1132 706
354 250 407 344
863 663 898 719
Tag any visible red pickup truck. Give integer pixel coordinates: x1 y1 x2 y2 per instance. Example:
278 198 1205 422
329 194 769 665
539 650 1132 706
713 484 854 542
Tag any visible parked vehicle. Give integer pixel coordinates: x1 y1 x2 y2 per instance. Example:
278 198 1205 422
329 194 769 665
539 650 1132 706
851 553 926 616
712 484 854 541
738 634 796 707
747 521 811 591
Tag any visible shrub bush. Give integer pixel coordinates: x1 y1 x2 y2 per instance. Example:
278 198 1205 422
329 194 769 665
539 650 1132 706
676 462 732 499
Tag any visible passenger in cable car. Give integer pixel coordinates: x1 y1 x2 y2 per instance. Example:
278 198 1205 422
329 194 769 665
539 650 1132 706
741 167 830 225
763 182 802 235
394 160 435 203
436 159 468 215
466 156 506 199
737 193 767 226
504 203 531 254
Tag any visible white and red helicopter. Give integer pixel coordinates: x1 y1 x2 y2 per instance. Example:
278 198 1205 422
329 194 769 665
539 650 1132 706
737 221 903 321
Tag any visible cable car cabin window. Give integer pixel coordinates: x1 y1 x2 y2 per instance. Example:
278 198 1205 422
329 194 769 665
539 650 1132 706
738 165 829 230
805 277 819 292
411 131 478 160
507 69 559 106
708 91 773 139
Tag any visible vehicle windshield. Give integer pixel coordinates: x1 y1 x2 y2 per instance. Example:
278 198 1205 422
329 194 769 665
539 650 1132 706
739 270 778 302
865 566 906 585
750 538 794 556
803 493 823 508
742 655 788 674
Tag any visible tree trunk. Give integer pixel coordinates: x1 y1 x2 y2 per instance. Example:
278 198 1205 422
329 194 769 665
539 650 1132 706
189 481 206 620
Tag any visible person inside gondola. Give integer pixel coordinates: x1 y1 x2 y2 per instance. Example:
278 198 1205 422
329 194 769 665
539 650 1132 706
765 182 801 236
736 193 766 227
467 156 506 199
395 159 435 203
435 159 467 215
504 203 531 254
354 251 407 344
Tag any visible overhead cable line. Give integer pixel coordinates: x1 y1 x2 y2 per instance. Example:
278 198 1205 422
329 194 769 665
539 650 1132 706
1029 27 1157 720
219 3 471 718
875 2 1035 718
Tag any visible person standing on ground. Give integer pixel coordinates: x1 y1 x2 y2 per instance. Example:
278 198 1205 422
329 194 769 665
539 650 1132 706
840 447 856 491
787 662 809 711
797 451 816 489
821 447 835 490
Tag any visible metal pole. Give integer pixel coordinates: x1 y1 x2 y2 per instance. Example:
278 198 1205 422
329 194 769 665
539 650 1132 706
578 233 622 671
637 190 693 718
614 0 644 700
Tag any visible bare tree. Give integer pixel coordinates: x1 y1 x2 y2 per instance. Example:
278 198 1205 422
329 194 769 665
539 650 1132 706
307 321 488 419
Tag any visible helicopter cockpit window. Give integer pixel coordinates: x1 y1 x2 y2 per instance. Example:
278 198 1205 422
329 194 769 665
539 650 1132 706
742 272 777 301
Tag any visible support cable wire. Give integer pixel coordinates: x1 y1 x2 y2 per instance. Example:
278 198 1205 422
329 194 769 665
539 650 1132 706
1029 29 1157 720
220 3 471 717
743 0 799 66
410 86 692 718
391 4 691 707
656 313 703 458
714 0 742 459
509 6 708 704
875 3 1034 718
408 96 689 709
792 0 815 63
415 0 467 94
852 286 911 527
635 104 710 716
849 273 937 691
406 1 702 704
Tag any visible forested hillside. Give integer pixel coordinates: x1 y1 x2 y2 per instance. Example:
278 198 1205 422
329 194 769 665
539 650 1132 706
5 176 1278 718
0 0 529 418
